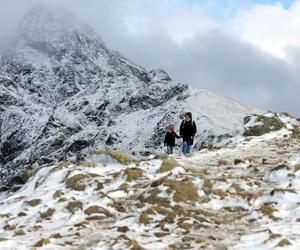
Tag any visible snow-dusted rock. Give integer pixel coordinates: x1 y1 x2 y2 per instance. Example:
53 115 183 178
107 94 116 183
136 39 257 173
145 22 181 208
148 68 171 82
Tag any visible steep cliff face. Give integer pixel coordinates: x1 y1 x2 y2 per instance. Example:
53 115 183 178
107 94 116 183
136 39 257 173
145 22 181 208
0 6 256 187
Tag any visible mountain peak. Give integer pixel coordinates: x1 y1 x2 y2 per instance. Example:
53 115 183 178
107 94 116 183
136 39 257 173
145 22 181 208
18 6 100 46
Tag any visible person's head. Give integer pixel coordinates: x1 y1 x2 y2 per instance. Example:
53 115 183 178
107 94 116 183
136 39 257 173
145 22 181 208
184 112 192 121
167 125 174 133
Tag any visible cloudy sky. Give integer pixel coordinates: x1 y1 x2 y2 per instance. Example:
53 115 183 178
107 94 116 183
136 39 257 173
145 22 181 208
0 0 300 115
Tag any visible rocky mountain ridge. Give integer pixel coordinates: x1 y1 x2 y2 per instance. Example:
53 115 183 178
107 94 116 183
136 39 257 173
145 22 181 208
0 6 262 187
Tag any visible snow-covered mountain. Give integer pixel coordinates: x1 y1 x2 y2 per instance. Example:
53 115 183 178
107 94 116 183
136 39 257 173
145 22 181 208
0 6 258 188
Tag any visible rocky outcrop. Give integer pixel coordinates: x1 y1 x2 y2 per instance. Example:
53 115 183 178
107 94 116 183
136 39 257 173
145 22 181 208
244 113 286 136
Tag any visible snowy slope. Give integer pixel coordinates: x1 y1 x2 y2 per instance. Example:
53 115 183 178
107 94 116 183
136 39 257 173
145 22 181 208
0 117 300 249
0 6 258 187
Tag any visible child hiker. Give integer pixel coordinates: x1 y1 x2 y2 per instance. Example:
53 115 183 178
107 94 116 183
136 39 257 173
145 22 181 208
164 125 181 154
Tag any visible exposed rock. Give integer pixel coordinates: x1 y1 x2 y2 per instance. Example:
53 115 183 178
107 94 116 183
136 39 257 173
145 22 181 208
26 199 42 207
148 69 171 82
117 226 129 233
40 208 55 219
34 238 50 247
139 212 151 225
3 224 16 231
74 221 89 228
66 201 83 214
110 202 126 213
21 169 36 183
15 229 25 236
95 182 104 190
53 190 64 199
264 231 281 243
112 234 145 250
234 159 245 165
294 164 300 172
271 164 289 172
86 215 106 220
259 204 278 220
276 239 291 247
231 183 246 194
218 160 229 166
178 219 193 231
202 179 213 194
84 205 113 217
154 232 170 238
212 189 228 199
224 206 247 212
17 211 27 217
32 225 43 231
126 168 144 181
163 179 198 203
159 158 181 173
50 233 62 239
0 213 10 218
270 188 296 196
118 182 129 192
58 197 67 203
139 191 171 207
65 174 92 191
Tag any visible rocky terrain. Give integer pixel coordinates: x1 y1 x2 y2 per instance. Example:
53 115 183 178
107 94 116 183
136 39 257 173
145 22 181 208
0 113 300 249
0 6 258 188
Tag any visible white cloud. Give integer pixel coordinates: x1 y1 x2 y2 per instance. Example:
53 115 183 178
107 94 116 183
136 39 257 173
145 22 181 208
100 0 220 44
232 1 300 60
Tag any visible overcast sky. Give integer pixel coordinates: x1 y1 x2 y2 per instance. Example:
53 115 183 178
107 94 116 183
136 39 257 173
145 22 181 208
0 0 299 115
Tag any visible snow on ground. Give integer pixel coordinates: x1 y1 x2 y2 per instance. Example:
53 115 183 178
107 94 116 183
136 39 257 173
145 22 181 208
1 124 300 249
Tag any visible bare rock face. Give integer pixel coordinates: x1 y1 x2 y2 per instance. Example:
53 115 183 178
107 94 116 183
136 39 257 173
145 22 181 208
0 6 255 188
148 69 171 82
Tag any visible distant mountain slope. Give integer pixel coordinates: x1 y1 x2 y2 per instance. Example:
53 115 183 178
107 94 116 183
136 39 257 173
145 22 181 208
0 6 257 187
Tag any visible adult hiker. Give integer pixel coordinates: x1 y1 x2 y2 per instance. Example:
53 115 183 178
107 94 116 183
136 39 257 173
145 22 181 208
164 125 181 154
179 112 197 155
